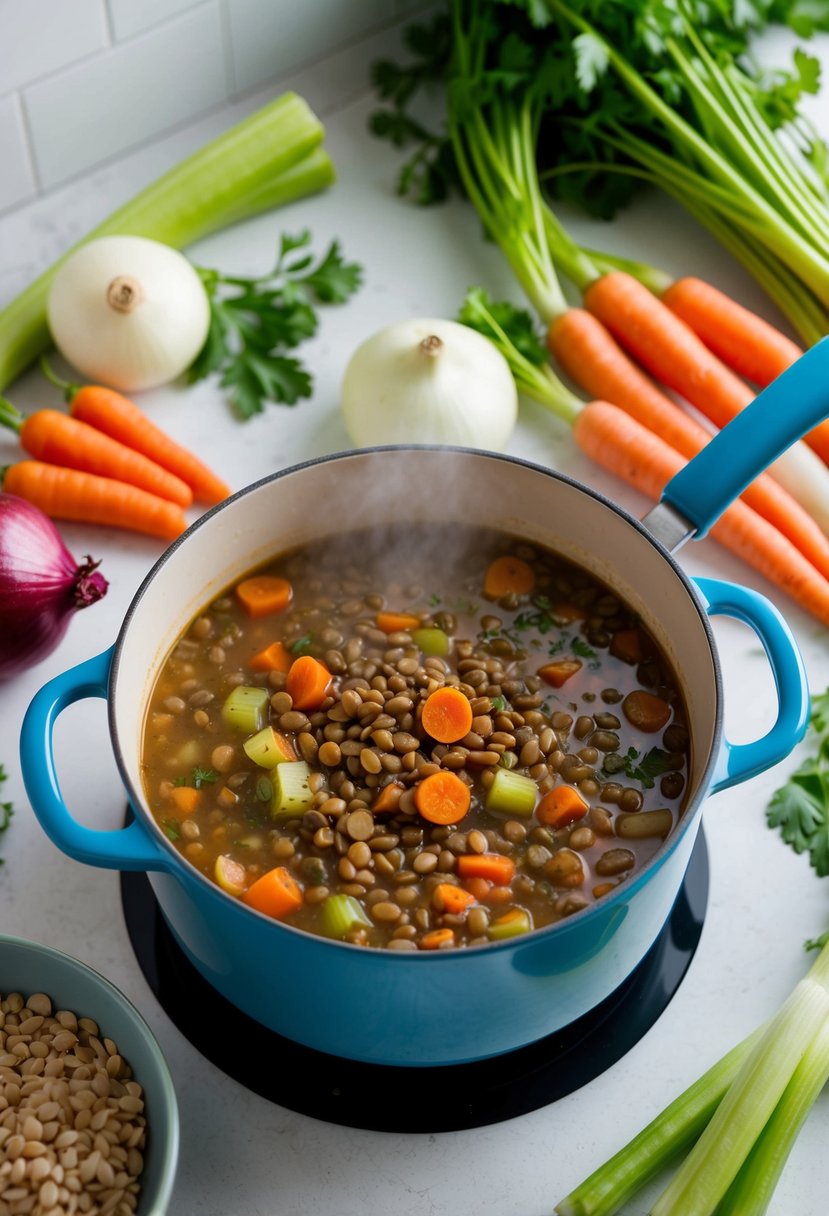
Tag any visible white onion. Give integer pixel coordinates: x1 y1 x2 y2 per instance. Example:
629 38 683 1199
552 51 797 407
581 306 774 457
47 236 211 391
341 318 518 450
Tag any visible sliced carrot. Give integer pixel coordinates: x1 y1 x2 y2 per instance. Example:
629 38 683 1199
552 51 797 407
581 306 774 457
373 782 405 815
249 640 293 673
484 555 535 598
433 882 476 914
551 602 586 624
593 882 618 899
536 786 588 829
235 576 293 618
609 629 644 665
375 611 421 634
69 384 231 504
421 928 455 950
623 690 671 732
573 402 829 628
414 771 471 825
242 866 303 919
538 659 582 688
421 687 473 744
552 304 829 582
169 786 201 814
456 854 515 885
2 461 187 541
285 655 331 711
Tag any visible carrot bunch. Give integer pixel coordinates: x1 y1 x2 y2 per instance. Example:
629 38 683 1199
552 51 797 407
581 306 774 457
0 369 229 541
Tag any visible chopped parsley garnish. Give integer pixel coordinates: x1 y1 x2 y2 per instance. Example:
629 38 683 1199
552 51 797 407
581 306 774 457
491 695 507 712
289 633 314 656
620 747 675 790
175 766 218 790
162 819 181 841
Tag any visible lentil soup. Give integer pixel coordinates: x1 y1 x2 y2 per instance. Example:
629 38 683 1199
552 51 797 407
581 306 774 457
140 524 691 951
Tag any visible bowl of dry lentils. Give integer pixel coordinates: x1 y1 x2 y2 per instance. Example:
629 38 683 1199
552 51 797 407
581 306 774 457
0 934 179 1216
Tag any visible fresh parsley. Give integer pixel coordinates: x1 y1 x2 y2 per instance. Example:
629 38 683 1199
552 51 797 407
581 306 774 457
0 764 13 865
162 818 181 842
767 690 829 876
289 633 314 656
619 746 675 790
176 766 218 790
190 230 363 420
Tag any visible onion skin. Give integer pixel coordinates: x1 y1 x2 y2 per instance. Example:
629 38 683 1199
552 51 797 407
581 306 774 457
0 494 108 678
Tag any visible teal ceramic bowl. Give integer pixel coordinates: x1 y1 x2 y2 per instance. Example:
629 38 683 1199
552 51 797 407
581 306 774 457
0 934 179 1215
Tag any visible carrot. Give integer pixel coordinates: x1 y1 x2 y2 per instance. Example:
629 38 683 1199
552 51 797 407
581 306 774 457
584 271 755 431
456 853 515 885
573 402 829 627
536 786 588 829
169 786 201 814
249 641 293 673
2 461 188 541
236 576 293 618
414 771 471 825
484 554 535 598
538 659 582 688
551 305 829 579
1 404 193 507
462 876 512 903
242 865 303 919
433 882 476 914
609 629 644 665
375 611 421 633
285 655 331 711
420 928 455 949
593 882 618 899
68 383 230 505
661 277 803 389
373 782 405 815
421 687 474 744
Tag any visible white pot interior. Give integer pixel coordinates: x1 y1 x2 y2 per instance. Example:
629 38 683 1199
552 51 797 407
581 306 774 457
112 449 719 831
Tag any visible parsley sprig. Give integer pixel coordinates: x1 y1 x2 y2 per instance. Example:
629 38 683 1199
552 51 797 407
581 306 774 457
619 746 675 790
174 766 218 790
190 231 362 420
0 764 13 865
767 689 829 876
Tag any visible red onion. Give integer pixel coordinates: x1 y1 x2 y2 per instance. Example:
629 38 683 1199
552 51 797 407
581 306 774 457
0 493 108 678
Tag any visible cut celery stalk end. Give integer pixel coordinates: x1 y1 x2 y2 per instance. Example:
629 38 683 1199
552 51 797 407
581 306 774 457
214 855 247 897
271 760 315 820
221 685 269 734
319 894 373 939
488 909 532 941
242 726 294 768
486 767 537 818
412 627 450 657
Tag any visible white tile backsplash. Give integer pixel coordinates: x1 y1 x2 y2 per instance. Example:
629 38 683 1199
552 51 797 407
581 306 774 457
0 95 36 212
0 0 416 214
24 3 227 190
0 0 109 93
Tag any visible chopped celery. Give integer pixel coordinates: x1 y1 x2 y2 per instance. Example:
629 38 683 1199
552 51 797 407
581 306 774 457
412 627 450 657
488 909 532 941
221 685 269 734
271 760 315 820
486 768 537 818
319 894 373 939
242 726 295 768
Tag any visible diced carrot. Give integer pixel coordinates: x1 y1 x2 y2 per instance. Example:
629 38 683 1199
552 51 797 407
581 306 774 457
414 771 472 825
242 866 303 919
249 641 293 673
235 576 293 618
433 883 476 914
538 659 583 688
551 602 586 623
484 555 535 598
609 629 644 665
373 782 405 815
285 655 331 711
622 690 671 732
169 786 201 814
456 854 516 885
536 786 589 829
421 687 473 744
593 882 618 899
421 928 455 950
463 876 493 902
375 611 421 634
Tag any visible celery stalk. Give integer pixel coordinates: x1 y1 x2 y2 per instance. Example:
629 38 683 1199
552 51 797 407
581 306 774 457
412 628 450 657
319 894 372 939
0 92 334 391
270 760 315 820
242 726 295 769
486 768 537 818
221 686 269 734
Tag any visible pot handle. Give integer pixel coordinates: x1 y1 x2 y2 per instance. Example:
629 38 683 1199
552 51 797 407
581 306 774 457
20 647 173 873
695 578 810 794
642 337 829 548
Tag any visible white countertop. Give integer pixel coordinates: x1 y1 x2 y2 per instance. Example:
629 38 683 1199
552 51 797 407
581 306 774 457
2 21 829 1216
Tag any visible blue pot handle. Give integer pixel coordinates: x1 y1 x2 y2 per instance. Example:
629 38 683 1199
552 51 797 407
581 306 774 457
664 336 829 536
20 647 172 872
695 578 810 793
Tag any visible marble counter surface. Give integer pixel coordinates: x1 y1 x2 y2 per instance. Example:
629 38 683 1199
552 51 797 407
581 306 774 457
1 20 829 1216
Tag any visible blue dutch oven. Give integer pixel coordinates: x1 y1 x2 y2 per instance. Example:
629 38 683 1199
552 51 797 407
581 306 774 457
19 342 829 1066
